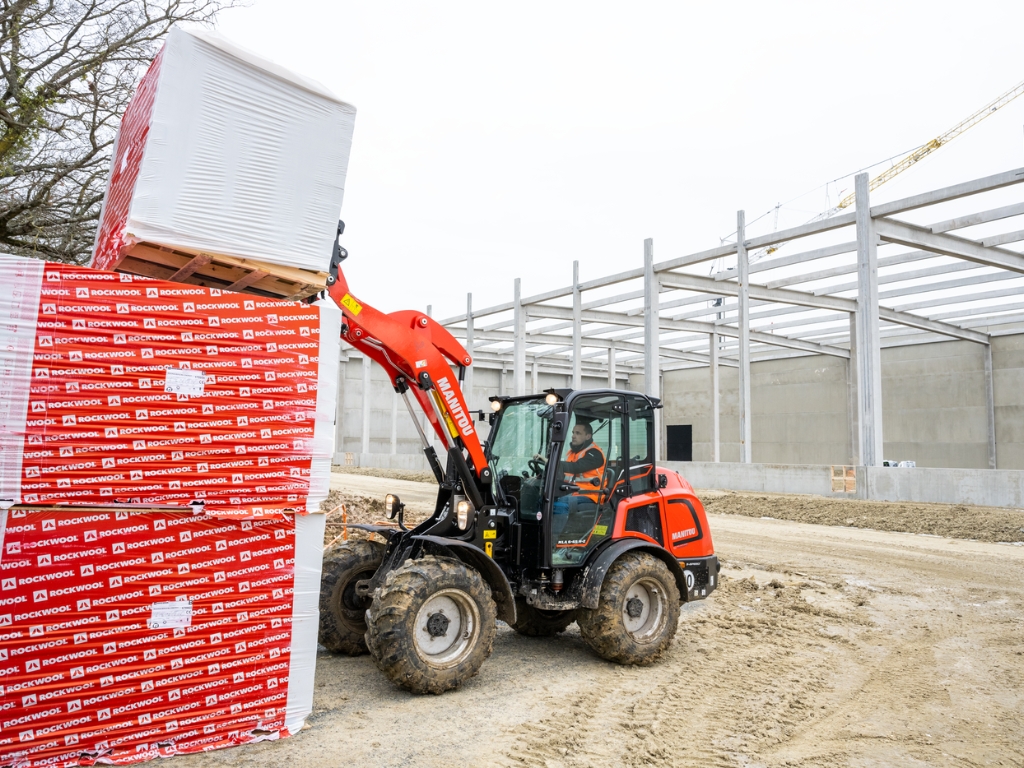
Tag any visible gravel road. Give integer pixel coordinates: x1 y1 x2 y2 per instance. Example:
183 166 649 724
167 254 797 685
174 475 1024 768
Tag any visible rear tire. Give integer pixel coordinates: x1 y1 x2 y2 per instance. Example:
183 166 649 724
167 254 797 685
319 539 384 655
509 596 577 637
365 556 496 694
577 552 680 665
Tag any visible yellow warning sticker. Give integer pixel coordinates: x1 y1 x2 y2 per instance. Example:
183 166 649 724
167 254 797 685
594 525 608 536
483 529 497 540
340 293 362 316
485 542 494 557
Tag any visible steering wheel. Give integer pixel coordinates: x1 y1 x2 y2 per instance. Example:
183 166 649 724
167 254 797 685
527 458 544 477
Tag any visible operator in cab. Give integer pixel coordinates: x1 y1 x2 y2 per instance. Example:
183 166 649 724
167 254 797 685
533 420 606 536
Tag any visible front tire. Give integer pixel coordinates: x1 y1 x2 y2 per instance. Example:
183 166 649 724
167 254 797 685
319 539 384 655
365 556 496 694
509 596 577 637
577 552 680 665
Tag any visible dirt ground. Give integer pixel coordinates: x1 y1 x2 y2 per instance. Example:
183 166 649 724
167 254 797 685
701 489 1024 543
174 476 1024 768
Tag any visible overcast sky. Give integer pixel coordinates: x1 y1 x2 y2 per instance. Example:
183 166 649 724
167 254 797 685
214 1 1024 320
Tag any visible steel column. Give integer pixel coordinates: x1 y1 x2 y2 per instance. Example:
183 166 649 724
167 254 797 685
465 293 474 410
572 260 582 389
855 173 884 467
847 312 861 465
531 358 539 394
513 278 526 395
643 238 658 397
710 332 720 462
737 211 752 463
608 343 617 388
390 389 397 455
361 354 371 455
984 343 997 469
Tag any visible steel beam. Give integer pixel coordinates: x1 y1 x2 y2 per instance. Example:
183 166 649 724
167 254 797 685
659 272 857 312
869 167 1024 218
877 307 988 344
874 217 1024 275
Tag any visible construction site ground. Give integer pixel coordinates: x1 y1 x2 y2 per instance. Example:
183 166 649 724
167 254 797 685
176 470 1024 768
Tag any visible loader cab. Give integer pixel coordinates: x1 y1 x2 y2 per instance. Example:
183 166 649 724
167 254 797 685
486 390 658 571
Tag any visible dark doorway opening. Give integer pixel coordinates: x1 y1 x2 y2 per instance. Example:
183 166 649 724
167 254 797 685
667 424 693 462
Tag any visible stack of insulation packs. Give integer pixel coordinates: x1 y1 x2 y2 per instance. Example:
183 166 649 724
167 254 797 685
0 24 354 768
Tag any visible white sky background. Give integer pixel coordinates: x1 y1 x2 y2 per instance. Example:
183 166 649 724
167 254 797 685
215 0 1024 320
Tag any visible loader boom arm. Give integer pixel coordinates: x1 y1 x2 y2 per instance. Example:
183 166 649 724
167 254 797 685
325 265 490 487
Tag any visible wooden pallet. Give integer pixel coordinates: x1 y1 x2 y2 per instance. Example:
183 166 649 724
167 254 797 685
111 242 329 302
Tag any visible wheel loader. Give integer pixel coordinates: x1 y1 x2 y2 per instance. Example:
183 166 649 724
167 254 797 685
317 227 719 693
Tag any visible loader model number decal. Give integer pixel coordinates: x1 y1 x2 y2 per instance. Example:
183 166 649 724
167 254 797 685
437 377 475 439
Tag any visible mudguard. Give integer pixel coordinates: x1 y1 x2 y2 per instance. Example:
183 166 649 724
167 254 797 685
412 535 517 624
580 538 690 610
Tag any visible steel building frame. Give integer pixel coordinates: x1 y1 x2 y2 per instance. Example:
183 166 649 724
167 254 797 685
421 168 1024 468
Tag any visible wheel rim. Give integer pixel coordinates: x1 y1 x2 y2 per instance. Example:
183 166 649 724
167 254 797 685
621 577 668 643
413 588 481 668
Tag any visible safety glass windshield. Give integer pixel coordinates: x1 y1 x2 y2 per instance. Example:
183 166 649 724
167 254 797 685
487 398 552 486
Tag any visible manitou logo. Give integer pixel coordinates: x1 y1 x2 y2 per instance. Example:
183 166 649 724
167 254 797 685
437 377 474 438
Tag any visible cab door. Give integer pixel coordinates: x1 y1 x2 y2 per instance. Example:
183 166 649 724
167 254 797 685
611 395 666 546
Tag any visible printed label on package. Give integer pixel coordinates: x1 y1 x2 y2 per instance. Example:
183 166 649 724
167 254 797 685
164 368 206 398
149 600 193 629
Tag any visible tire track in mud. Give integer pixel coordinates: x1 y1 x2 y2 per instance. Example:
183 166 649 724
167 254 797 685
500 567 872 768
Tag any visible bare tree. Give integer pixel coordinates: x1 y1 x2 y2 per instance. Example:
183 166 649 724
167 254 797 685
0 0 234 264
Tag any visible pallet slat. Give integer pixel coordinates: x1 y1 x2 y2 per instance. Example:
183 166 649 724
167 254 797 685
113 242 329 302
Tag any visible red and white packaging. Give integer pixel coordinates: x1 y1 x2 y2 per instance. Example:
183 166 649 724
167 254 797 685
91 26 356 274
0 506 325 767
0 256 340 515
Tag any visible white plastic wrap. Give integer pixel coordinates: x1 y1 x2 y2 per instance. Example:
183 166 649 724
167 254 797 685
92 26 357 273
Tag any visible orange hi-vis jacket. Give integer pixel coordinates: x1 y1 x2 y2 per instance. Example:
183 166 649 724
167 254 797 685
563 443 606 502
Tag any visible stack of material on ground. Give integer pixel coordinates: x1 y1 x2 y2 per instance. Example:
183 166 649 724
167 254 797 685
0 25 354 768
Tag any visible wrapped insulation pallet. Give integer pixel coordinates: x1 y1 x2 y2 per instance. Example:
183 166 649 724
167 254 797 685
0 256 341 766
91 26 357 299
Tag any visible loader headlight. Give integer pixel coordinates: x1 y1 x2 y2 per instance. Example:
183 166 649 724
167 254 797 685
456 498 473 530
384 493 403 520
545 393 559 405
490 399 502 412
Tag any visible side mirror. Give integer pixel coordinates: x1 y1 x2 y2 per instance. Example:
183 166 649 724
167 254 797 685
551 413 568 437
657 474 668 489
